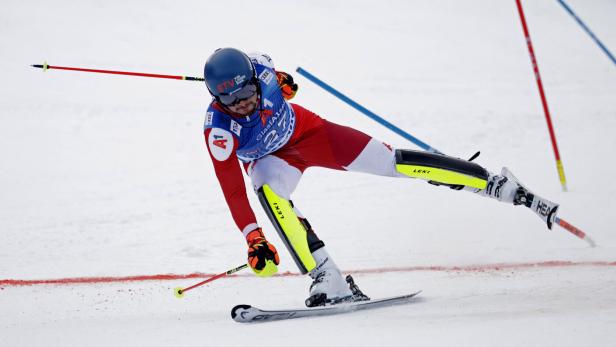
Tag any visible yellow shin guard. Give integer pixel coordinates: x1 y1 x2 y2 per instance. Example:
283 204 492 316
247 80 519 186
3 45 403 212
395 149 489 190
257 185 317 274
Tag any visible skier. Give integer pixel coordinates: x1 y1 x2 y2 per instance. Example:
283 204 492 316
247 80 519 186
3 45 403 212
202 48 559 307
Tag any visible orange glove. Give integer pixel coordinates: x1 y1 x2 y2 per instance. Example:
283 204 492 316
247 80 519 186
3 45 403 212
276 71 298 100
246 228 279 276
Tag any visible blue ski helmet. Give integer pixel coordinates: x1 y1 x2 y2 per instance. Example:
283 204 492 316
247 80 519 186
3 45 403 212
204 48 257 104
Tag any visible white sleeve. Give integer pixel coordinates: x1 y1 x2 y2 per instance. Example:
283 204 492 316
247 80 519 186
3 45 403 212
248 52 275 70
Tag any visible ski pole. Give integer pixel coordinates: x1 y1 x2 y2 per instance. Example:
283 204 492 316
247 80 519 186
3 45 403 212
174 264 248 298
31 62 205 81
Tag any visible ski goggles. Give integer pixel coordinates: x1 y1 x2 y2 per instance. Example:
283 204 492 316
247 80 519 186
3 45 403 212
217 81 258 106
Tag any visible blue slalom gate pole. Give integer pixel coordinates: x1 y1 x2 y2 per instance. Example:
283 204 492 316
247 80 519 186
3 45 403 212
295 67 442 154
556 0 616 67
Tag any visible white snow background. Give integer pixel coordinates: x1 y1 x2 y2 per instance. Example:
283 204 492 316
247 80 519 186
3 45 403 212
1 0 615 346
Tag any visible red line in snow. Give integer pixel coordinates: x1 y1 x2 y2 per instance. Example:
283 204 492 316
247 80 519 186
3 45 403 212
1 261 614 287
349 260 616 274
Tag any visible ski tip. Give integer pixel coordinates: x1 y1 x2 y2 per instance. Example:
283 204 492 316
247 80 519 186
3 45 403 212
231 304 252 320
406 290 422 300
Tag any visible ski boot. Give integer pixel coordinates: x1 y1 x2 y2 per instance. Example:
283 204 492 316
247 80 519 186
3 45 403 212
305 247 370 307
484 167 559 229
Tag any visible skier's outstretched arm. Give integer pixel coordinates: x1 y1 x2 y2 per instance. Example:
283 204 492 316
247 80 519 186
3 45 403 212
204 128 280 276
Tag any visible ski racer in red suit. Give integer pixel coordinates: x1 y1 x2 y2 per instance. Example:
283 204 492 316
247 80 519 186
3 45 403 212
203 48 560 307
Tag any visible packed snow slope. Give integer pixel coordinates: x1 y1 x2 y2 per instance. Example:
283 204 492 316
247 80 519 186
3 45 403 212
1 0 615 346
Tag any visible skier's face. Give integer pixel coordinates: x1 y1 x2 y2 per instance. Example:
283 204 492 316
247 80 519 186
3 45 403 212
227 93 258 116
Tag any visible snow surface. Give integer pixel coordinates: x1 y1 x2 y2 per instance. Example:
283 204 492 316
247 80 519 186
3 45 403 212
1 0 615 346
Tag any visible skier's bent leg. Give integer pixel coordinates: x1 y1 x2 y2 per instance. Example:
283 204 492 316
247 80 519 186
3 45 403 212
256 185 357 306
249 156 317 273
249 155 358 305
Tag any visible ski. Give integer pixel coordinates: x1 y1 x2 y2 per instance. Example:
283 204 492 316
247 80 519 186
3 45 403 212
231 291 421 323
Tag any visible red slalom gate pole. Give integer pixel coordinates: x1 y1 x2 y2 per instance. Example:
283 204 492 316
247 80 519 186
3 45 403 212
173 264 247 298
31 62 204 81
515 0 568 192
